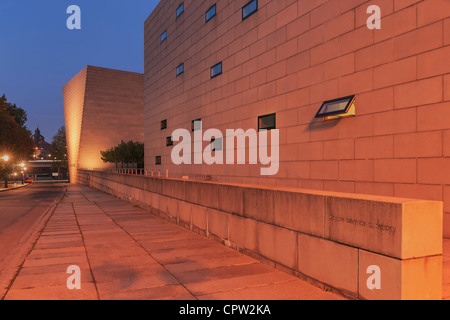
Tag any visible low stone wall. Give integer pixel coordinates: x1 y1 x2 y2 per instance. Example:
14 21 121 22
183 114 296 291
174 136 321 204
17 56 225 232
78 169 443 300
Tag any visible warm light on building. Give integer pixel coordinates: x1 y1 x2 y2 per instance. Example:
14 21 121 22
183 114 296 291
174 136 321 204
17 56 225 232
63 66 144 183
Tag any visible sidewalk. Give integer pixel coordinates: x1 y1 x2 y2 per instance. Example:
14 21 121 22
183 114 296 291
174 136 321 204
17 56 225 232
0 183 29 192
1 184 345 300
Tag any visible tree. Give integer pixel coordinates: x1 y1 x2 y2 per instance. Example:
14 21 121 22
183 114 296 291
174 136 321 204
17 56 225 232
50 126 68 180
100 140 144 169
0 94 34 186
0 105 34 160
0 94 27 127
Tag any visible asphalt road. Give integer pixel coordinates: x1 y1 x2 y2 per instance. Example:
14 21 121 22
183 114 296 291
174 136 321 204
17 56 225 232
0 183 65 263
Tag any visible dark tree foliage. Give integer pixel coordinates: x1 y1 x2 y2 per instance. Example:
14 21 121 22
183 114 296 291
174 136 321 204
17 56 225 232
0 94 34 186
101 140 144 168
50 126 68 179
0 94 34 161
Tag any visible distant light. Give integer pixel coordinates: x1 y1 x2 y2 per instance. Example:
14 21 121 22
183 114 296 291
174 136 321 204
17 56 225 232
2 155 9 162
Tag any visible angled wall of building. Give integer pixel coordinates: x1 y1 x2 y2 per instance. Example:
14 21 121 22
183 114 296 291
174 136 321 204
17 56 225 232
63 66 144 183
144 0 450 235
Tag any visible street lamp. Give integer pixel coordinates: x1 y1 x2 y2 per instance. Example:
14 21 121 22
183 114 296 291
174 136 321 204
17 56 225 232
2 155 9 188
19 162 26 185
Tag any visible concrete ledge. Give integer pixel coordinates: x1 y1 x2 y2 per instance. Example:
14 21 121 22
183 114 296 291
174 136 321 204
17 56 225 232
78 170 443 300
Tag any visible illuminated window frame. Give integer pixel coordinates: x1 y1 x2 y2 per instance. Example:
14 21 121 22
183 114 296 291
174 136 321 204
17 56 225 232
315 95 356 119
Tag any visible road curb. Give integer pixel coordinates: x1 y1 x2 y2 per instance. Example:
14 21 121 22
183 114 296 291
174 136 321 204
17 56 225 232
0 183 31 193
0 186 67 300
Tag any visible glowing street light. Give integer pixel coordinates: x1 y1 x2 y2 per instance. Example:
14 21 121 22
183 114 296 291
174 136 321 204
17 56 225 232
19 162 26 185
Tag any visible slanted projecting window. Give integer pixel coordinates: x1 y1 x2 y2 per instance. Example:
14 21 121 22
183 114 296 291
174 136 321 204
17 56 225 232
258 113 276 131
166 136 174 146
161 119 167 130
161 30 167 43
192 119 202 132
315 95 356 119
176 3 184 18
205 4 216 23
242 0 258 20
176 63 184 76
155 156 162 165
210 62 222 79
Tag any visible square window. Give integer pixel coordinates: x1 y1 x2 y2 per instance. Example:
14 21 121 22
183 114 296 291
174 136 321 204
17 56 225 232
161 30 167 43
166 136 173 146
176 63 184 76
211 137 223 152
315 95 355 118
258 113 276 131
155 156 162 165
192 119 202 132
161 119 167 130
205 4 216 23
176 3 184 18
242 0 258 20
210 62 222 79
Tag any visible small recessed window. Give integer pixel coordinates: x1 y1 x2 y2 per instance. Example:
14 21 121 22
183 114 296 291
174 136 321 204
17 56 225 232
315 95 356 119
210 62 222 79
161 30 167 43
166 136 173 146
161 119 167 130
258 113 276 131
155 156 162 165
211 137 223 152
176 63 184 76
205 4 216 23
242 0 258 20
192 119 202 132
176 3 184 18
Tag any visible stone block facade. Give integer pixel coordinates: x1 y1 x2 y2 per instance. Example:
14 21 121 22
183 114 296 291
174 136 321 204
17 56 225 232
144 0 450 235
63 66 144 183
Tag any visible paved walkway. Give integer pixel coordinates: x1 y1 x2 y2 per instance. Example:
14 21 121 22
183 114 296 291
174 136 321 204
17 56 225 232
2 185 344 300
0 183 29 192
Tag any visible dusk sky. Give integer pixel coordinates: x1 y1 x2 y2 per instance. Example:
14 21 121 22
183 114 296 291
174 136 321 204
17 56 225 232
0 0 160 142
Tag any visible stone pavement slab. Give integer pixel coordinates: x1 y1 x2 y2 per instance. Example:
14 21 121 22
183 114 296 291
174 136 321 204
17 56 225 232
2 184 345 300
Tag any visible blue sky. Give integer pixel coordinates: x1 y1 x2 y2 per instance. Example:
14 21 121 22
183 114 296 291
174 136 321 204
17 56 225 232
0 0 160 141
